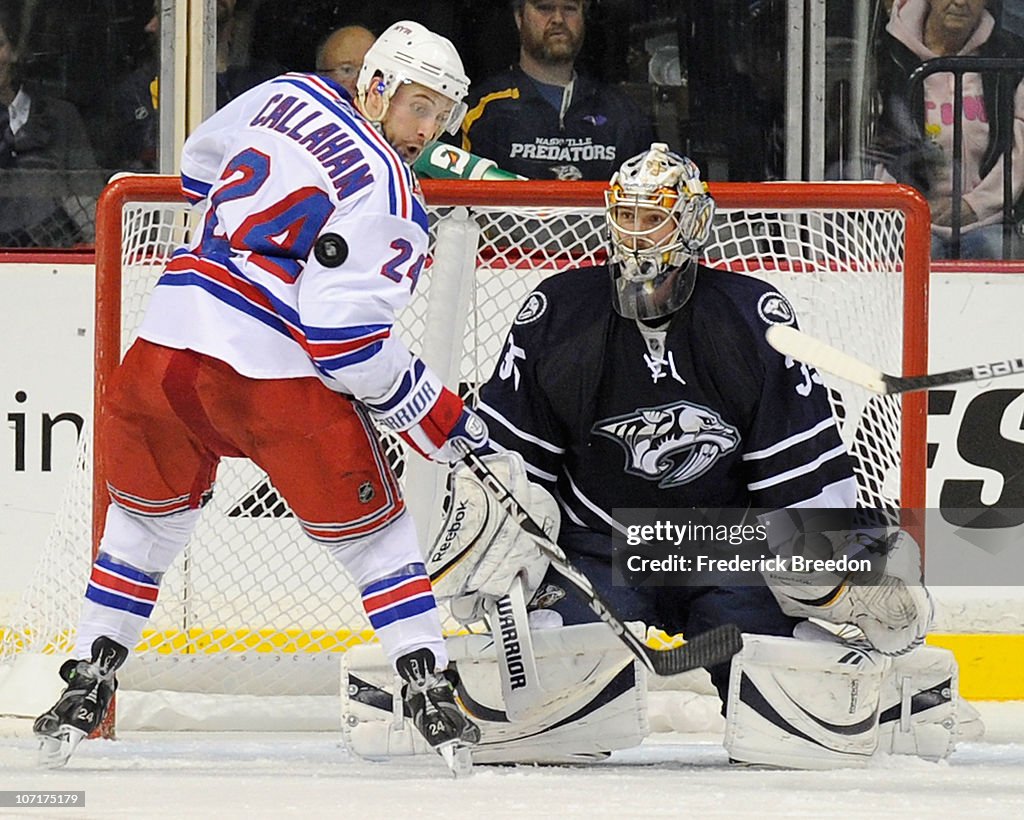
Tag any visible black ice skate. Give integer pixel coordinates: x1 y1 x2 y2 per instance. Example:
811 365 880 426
396 647 480 776
33 636 129 768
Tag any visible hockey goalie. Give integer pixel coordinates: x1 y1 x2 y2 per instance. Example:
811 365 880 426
343 143 979 768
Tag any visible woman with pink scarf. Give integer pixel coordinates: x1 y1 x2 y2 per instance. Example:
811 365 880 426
872 0 1024 259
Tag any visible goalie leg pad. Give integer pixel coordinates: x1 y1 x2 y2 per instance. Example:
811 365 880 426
342 623 648 765
877 643 978 760
724 634 887 769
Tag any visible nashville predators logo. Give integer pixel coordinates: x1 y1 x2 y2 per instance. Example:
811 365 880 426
757 291 796 326
593 400 740 488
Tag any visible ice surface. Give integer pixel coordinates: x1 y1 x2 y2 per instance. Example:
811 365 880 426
2 703 1024 819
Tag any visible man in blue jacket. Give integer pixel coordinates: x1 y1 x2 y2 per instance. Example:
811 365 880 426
460 0 653 180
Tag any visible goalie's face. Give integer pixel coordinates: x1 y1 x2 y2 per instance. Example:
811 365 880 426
605 198 697 321
608 203 680 257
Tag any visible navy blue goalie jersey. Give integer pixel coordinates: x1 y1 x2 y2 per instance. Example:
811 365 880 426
477 263 857 548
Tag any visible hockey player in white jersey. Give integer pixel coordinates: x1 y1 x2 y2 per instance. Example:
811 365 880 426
34 20 484 771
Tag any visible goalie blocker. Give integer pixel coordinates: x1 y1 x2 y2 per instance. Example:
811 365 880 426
426 451 561 624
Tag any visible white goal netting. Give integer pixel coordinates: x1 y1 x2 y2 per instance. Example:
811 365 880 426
0 178 928 722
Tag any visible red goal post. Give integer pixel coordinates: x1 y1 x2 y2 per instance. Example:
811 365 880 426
95 175 930 544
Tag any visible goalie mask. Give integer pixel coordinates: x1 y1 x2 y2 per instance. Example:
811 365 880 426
356 20 470 137
605 143 715 320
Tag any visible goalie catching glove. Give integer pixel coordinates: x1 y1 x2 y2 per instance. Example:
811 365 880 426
761 516 933 656
365 357 487 464
426 451 561 624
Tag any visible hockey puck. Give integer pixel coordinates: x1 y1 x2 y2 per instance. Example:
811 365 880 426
314 233 348 267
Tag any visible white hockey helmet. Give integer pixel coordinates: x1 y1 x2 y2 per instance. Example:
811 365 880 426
604 143 716 320
355 20 470 135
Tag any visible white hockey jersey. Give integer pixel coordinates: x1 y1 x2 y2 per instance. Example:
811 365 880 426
138 73 428 402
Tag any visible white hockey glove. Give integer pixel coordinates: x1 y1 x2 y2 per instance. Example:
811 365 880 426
763 525 933 656
426 451 562 624
364 357 487 464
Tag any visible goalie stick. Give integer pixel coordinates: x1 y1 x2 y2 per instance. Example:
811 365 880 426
766 323 1024 395
458 449 743 677
487 574 554 721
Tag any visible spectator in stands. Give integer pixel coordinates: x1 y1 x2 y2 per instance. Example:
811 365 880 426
109 0 282 171
109 4 159 171
871 0 1024 259
216 0 281 108
315 24 376 98
459 0 652 180
0 3 97 247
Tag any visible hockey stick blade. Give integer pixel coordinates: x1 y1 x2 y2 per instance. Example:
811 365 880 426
766 324 1024 395
459 449 744 676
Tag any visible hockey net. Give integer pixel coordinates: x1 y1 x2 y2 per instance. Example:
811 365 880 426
0 177 929 730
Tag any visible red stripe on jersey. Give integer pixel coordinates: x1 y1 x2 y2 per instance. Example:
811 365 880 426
292 72 344 102
353 115 411 220
362 577 433 614
166 255 390 363
167 255 309 347
110 493 192 516
90 565 160 602
306 328 391 358
301 500 405 543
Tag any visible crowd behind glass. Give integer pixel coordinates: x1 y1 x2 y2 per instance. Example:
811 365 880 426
1 0 1022 259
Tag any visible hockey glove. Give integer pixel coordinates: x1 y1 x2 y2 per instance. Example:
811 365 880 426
762 522 932 656
365 357 487 464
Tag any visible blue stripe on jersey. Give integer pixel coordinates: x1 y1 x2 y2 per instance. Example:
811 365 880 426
205 258 389 371
319 341 384 372
304 323 390 341
161 259 377 372
276 75 415 223
365 596 436 630
411 197 428 234
209 255 393 363
95 553 160 585
158 271 296 339
181 173 211 201
85 585 156 618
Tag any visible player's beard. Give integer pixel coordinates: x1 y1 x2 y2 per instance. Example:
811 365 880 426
375 117 426 164
521 23 582 66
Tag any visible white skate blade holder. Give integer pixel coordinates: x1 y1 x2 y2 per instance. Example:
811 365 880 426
436 739 473 778
37 726 87 769
387 666 474 778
